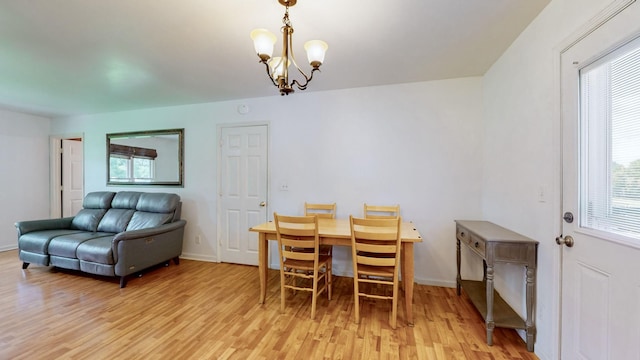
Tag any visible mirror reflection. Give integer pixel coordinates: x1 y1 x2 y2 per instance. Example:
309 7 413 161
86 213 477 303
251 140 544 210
107 128 184 186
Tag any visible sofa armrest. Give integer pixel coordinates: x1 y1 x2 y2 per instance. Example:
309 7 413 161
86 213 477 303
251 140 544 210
111 220 187 269
15 217 75 236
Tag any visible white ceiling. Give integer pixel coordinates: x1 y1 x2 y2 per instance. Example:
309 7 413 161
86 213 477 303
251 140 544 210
0 0 550 118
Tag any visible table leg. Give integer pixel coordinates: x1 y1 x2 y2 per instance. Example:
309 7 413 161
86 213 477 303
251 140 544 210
400 248 406 292
401 242 415 326
486 264 495 346
258 232 268 304
456 239 461 295
525 266 536 352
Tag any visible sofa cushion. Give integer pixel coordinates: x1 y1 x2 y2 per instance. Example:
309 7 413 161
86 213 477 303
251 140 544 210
111 191 142 210
136 193 179 213
124 193 180 230
50 256 80 270
126 212 173 230
18 229 84 253
97 209 135 233
71 192 116 231
71 209 108 232
77 237 115 265
48 232 113 258
83 191 117 209
79 261 115 277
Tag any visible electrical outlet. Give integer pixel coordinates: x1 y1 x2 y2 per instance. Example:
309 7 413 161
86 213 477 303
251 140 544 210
195 235 201 244
538 186 547 203
280 183 289 191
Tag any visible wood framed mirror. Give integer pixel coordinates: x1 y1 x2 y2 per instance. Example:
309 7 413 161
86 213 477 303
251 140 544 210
107 128 184 186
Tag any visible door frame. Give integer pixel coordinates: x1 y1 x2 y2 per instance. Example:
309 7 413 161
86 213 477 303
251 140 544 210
216 121 270 263
49 133 84 218
553 0 637 357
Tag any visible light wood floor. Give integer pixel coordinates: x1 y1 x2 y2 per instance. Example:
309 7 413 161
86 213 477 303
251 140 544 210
0 250 538 359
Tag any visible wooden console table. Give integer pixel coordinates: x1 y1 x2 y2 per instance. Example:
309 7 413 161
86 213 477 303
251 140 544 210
455 220 538 352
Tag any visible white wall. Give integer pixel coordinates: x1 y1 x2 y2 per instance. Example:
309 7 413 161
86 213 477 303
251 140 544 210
0 108 51 251
51 77 484 282
482 0 618 358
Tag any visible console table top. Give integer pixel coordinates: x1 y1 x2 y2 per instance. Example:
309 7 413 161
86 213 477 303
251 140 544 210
455 220 539 244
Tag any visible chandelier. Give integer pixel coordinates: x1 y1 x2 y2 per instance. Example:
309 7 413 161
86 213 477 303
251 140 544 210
250 0 328 96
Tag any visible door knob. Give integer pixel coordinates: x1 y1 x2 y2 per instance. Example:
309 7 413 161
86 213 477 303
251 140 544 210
259 201 266 207
555 235 574 247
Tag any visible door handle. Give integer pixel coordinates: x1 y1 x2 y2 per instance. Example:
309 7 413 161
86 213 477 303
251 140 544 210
555 235 574 247
259 201 266 207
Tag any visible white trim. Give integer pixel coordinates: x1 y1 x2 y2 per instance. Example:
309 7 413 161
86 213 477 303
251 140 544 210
0 245 18 252
49 137 62 218
179 253 217 263
557 0 636 55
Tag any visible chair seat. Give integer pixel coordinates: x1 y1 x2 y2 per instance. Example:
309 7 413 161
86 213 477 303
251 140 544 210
284 255 331 271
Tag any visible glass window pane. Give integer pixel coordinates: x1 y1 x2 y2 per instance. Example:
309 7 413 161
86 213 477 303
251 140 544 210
580 38 640 241
109 156 130 181
133 158 154 181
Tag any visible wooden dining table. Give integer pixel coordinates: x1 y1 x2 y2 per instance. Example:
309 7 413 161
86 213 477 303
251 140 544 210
249 218 423 325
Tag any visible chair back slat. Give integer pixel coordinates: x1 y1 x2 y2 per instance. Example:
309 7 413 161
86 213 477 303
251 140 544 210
305 202 336 219
284 249 315 261
363 204 400 219
356 255 397 267
355 242 398 254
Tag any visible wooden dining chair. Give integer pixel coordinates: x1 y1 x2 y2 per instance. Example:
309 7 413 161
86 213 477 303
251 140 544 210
363 204 400 219
304 202 336 257
350 215 403 329
274 213 332 320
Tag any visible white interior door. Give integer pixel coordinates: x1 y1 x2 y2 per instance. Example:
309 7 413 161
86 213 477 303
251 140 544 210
218 124 268 265
560 2 640 358
62 139 84 217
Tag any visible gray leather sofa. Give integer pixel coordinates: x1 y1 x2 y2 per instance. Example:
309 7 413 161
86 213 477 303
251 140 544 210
15 191 186 287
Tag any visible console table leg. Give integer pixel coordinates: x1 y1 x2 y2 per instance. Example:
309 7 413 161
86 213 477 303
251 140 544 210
456 239 461 295
526 266 536 352
486 264 495 346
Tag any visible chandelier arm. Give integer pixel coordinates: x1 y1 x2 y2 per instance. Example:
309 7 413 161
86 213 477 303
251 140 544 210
292 68 320 90
261 60 280 88
286 29 314 91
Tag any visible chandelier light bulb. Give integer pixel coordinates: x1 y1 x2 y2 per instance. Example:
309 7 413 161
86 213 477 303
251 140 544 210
268 57 286 79
304 40 328 68
250 29 277 61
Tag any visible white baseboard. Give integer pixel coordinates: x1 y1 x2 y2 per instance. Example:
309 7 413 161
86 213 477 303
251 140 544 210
179 252 218 263
0 245 18 252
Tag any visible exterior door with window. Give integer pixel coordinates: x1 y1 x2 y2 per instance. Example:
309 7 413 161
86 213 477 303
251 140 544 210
560 2 640 358
218 124 268 265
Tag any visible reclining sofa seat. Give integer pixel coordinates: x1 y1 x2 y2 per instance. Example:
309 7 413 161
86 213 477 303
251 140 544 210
17 191 116 267
16 191 186 287
49 191 120 270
